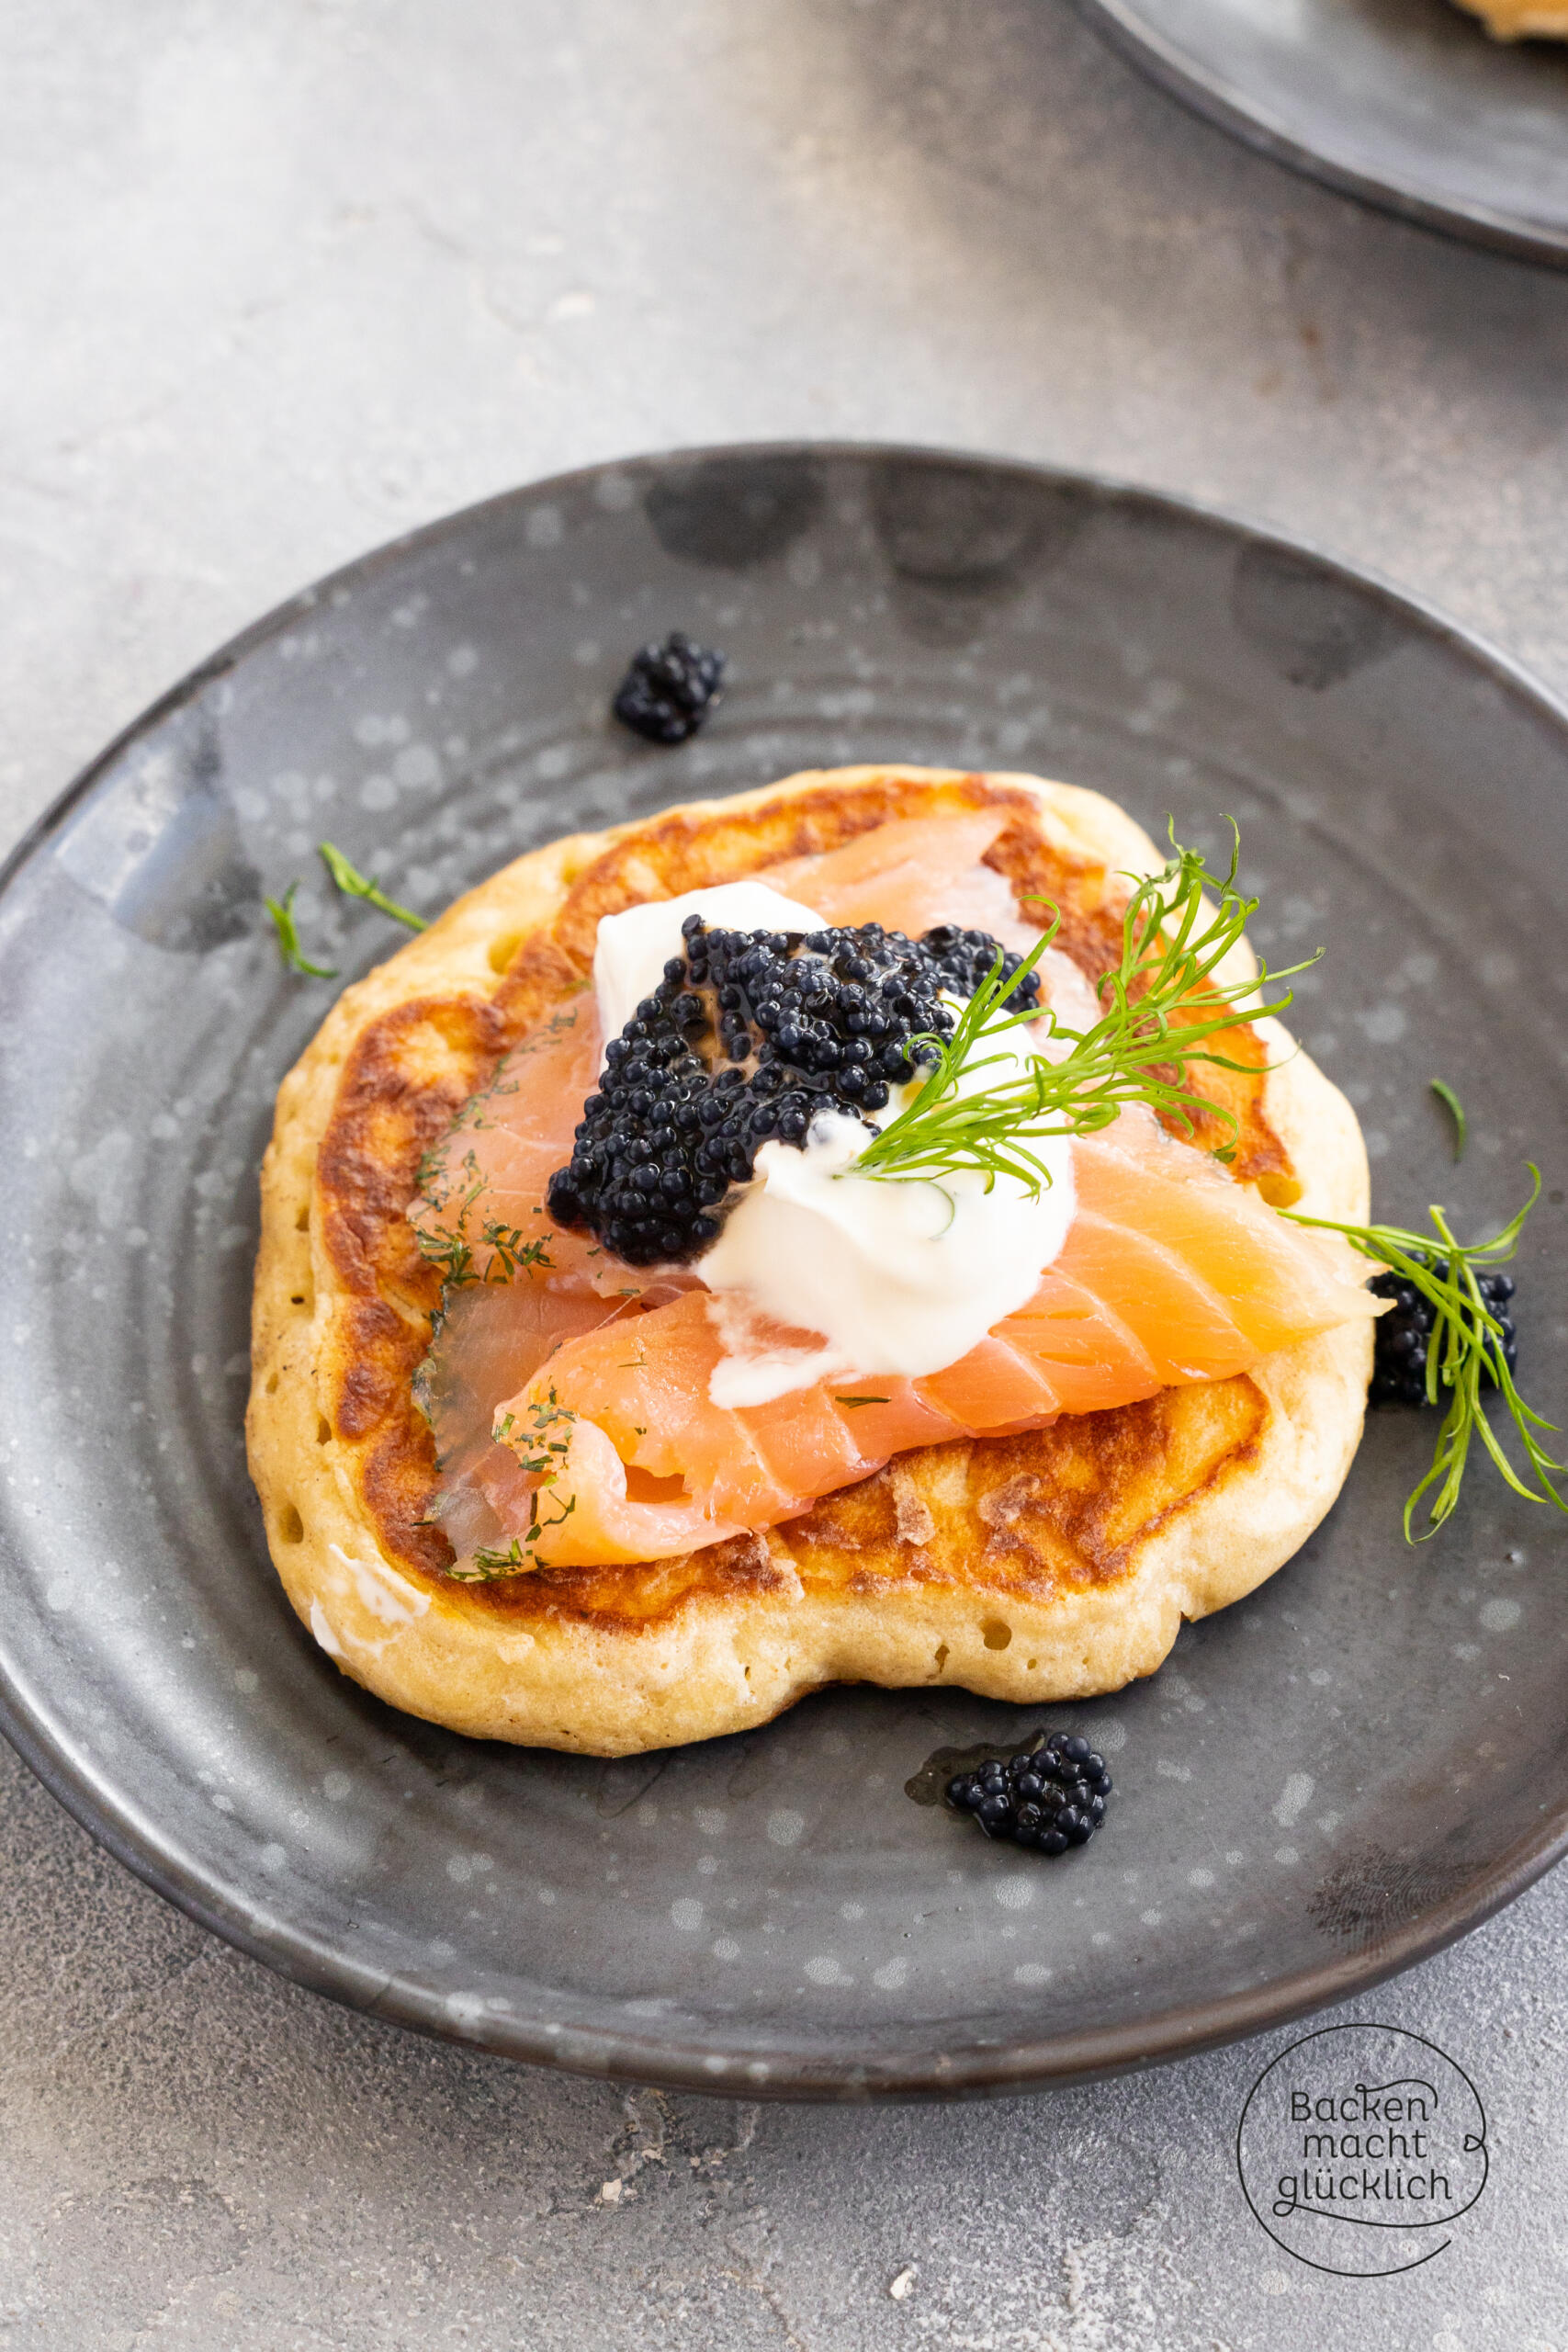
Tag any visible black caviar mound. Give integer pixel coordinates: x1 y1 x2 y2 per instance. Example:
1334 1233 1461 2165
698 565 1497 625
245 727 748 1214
612 631 727 744
947 1734 1112 1856
1370 1261 1517 1408
546 917 1042 1267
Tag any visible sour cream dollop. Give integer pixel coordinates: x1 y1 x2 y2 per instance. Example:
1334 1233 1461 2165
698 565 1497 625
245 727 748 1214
590 882 1076 1390
703 1094 1073 1386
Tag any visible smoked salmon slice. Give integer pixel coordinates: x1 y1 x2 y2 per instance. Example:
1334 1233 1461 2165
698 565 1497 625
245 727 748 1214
490 1114 1373 1567
410 998 603 1291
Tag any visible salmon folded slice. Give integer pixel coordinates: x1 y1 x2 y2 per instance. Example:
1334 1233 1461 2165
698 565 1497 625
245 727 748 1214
408 995 687 1562
762 809 1038 952
492 1114 1375 1567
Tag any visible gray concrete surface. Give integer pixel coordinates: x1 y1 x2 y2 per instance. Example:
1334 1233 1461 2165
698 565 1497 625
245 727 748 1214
3 2 1567 2345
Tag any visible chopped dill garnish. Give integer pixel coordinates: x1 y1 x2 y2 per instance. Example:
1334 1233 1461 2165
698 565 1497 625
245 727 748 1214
413 1165 485 1284
1286 1170 1565 1542
835 1395 890 1407
459 1537 530 1578
265 881 337 978
415 1224 475 1285
853 824 1313 1195
414 1209 551 1290
479 1222 552 1281
319 840 427 932
492 1388 578 1478
457 1494 578 1580
1430 1078 1467 1163
447 1391 580 1578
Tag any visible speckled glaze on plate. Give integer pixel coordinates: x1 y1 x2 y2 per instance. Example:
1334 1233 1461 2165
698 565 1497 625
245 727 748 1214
1072 0 1568 267
1 445 1565 2101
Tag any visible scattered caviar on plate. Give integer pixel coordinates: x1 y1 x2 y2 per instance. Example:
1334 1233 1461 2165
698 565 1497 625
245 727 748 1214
946 1733 1113 1855
1370 1261 1517 1408
611 631 727 744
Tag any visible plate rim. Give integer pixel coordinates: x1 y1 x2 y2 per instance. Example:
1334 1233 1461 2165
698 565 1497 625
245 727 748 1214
1070 0 1568 269
4 436 1568 2101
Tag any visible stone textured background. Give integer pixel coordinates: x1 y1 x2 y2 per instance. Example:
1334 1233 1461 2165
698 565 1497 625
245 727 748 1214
2 2 1566 2345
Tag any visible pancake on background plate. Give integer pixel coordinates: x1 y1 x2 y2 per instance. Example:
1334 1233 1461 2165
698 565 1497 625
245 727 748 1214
1450 0 1568 35
248 766 1374 1757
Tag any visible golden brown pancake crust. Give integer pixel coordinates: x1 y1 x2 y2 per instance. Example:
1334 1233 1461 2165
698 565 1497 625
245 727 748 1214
248 766 1371 1755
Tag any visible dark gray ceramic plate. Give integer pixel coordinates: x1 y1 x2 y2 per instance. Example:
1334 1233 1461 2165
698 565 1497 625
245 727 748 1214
1 445 1566 2101
1073 0 1568 266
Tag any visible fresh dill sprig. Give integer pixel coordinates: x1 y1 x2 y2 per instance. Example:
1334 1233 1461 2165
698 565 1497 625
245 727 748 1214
1286 1170 1566 1542
265 881 338 978
1430 1078 1467 1162
853 825 1314 1194
319 840 427 932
